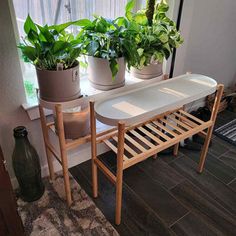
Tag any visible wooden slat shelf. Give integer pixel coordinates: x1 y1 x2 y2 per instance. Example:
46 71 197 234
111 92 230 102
101 109 213 170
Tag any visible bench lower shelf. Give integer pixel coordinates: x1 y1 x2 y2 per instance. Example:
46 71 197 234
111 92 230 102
94 109 213 187
101 109 212 171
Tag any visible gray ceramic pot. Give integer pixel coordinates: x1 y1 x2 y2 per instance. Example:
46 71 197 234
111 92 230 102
130 62 163 79
88 56 125 90
36 63 80 102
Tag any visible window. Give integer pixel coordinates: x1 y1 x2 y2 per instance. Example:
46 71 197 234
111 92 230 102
12 0 145 104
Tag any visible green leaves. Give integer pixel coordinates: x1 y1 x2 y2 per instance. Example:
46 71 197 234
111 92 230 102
157 0 169 13
19 15 83 70
122 0 183 69
37 24 54 43
126 0 135 13
125 0 135 20
24 15 37 34
74 19 92 27
86 41 99 55
52 41 69 54
19 46 37 62
159 32 168 43
110 59 119 80
137 48 144 56
133 13 148 25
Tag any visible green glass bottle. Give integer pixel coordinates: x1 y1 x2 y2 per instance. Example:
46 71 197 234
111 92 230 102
12 126 44 202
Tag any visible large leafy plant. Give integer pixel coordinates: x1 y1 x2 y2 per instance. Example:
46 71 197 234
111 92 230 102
125 0 184 69
18 15 85 70
78 16 139 78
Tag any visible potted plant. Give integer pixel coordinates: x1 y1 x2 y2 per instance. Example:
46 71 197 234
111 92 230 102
126 0 184 79
18 15 83 102
79 16 138 90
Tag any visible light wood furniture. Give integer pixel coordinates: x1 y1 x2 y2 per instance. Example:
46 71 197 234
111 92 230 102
38 98 115 206
90 74 224 225
38 75 166 206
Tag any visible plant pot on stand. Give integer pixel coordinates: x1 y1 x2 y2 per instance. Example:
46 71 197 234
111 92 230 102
130 62 163 79
36 62 81 102
87 56 125 91
54 102 90 140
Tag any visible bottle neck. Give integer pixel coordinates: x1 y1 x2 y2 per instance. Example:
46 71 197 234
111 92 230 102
14 136 31 146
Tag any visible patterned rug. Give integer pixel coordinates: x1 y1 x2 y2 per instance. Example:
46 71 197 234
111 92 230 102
17 173 119 236
214 118 236 146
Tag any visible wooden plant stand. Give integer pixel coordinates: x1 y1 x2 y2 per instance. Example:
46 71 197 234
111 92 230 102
38 75 166 206
38 98 115 206
90 74 224 225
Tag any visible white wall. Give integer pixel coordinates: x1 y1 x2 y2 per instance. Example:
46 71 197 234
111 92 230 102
0 0 50 184
174 0 236 87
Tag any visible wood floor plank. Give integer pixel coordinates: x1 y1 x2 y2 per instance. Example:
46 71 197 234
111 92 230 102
228 179 236 192
137 158 186 190
180 148 236 184
171 212 221 236
219 150 236 170
171 180 236 236
123 166 189 226
213 136 236 152
169 156 236 216
159 149 183 164
217 110 236 122
70 161 174 236
208 137 232 157
98 152 117 169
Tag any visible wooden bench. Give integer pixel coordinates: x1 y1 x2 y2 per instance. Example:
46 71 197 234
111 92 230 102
90 74 224 225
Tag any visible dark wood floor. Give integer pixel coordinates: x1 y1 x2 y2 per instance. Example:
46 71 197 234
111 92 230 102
70 110 236 236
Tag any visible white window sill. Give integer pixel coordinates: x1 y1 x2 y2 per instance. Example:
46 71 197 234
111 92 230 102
22 72 163 120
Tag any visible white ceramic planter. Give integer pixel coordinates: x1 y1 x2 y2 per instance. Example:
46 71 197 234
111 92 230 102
88 56 125 90
130 62 163 79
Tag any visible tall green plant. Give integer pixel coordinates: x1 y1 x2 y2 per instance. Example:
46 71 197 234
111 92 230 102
125 0 183 69
18 15 86 70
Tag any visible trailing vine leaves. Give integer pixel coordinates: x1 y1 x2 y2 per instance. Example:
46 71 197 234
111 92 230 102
125 0 184 69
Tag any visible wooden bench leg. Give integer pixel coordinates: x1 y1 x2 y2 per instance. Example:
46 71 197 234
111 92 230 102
56 104 72 206
90 101 98 198
173 143 179 156
115 122 125 225
61 157 72 206
198 84 224 173
39 105 55 180
152 153 158 159
198 126 213 173
173 106 185 157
